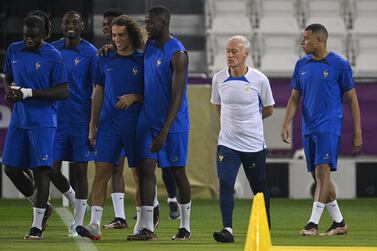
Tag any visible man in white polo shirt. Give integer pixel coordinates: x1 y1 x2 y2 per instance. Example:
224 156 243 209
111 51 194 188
211 35 275 243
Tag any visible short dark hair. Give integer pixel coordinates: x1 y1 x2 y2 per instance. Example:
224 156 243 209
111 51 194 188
103 9 123 18
24 15 45 32
305 23 328 42
26 10 51 38
63 10 83 22
110 15 143 49
148 5 170 24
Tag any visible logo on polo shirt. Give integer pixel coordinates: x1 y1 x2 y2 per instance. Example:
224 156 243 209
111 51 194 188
133 67 139 75
35 62 41 70
74 57 80 65
323 69 329 78
157 58 162 66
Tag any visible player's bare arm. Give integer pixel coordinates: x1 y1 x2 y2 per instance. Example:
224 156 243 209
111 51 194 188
215 104 221 117
281 89 300 144
262 106 273 119
345 88 362 154
89 84 104 146
115 93 143 110
150 51 188 153
8 83 68 102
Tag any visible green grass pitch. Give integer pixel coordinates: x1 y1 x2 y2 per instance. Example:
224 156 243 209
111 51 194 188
0 198 376 250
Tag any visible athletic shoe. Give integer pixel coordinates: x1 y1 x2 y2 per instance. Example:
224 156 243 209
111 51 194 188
24 227 43 240
168 202 180 220
68 223 79 237
76 223 101 240
299 222 319 236
127 228 157 241
320 220 349 236
41 202 53 231
213 228 234 243
103 217 128 229
171 228 191 240
153 205 160 228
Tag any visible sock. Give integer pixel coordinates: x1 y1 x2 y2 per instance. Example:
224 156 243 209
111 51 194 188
133 207 141 234
141 206 154 232
224 227 233 235
32 207 46 230
90 206 103 226
308 201 325 225
63 187 76 207
73 199 87 227
111 193 125 220
167 197 177 204
325 200 344 223
179 201 191 232
153 186 159 207
26 190 37 205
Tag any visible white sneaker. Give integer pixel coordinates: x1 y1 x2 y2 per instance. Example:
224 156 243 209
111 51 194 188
68 224 79 237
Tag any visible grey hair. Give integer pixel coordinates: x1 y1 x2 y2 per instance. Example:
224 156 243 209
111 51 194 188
228 35 250 51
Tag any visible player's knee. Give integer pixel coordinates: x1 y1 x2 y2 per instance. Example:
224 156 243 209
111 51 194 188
251 179 268 193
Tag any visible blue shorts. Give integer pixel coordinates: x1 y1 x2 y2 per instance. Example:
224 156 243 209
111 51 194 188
53 122 94 162
136 112 188 168
303 132 340 172
94 129 136 167
3 126 56 169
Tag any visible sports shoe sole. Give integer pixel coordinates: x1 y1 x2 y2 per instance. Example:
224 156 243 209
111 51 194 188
76 226 101 240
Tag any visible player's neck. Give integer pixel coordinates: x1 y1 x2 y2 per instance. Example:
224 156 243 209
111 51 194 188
65 37 81 49
117 47 135 56
312 48 329 61
229 65 248 77
154 30 171 45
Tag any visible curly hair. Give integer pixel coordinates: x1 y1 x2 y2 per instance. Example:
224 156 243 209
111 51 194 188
110 15 144 49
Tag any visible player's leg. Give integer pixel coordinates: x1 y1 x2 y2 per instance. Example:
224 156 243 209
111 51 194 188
241 149 271 229
132 167 142 234
213 145 241 243
103 156 127 229
161 168 180 220
49 160 76 206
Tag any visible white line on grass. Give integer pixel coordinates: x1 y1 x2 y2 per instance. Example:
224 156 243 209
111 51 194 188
55 207 98 251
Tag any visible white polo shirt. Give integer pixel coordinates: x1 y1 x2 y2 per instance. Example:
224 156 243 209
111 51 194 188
211 67 275 152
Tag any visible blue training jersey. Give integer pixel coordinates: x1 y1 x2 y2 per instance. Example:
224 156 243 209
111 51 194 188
94 50 143 134
3 41 68 129
143 37 190 133
291 51 355 136
51 39 97 124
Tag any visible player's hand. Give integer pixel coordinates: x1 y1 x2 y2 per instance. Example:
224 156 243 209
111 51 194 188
150 131 168 153
6 86 23 102
97 44 114 56
115 94 137 110
352 132 362 154
281 126 291 144
88 126 97 147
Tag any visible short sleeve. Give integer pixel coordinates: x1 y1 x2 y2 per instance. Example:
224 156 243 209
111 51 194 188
290 61 301 90
259 75 275 107
339 61 355 93
3 48 13 80
93 56 105 86
210 73 221 105
51 61 68 86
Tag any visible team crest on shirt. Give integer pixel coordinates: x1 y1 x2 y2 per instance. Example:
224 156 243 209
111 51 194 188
35 62 41 70
74 57 80 65
218 153 224 162
157 58 162 66
132 67 139 75
243 86 251 94
323 69 329 78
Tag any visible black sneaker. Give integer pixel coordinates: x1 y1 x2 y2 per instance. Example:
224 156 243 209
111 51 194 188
153 205 160 228
300 221 319 236
171 228 191 240
24 227 43 240
41 203 53 231
320 220 349 236
127 228 157 241
168 202 180 220
213 228 234 243
103 217 128 229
